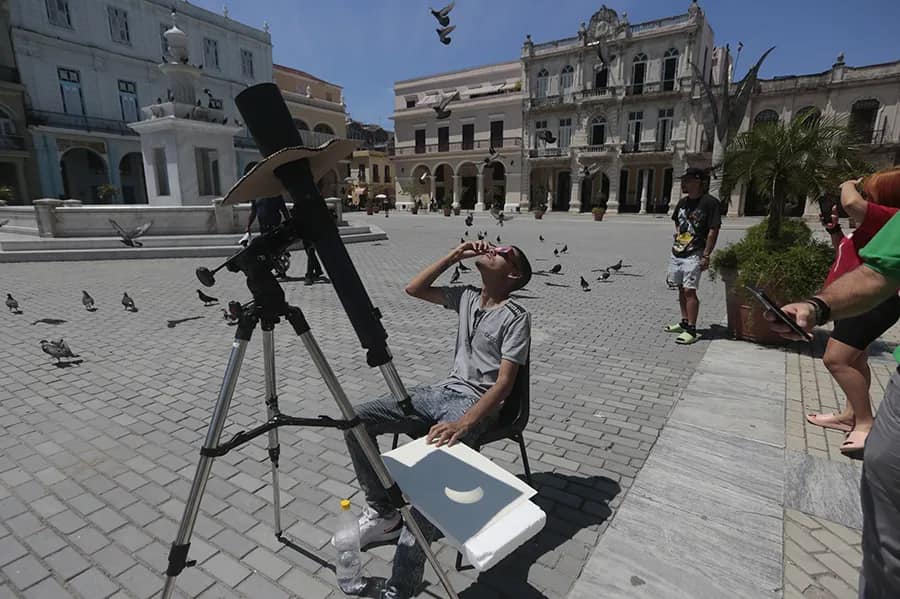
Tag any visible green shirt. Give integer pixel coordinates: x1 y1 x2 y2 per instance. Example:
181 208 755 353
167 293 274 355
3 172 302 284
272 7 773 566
859 212 900 362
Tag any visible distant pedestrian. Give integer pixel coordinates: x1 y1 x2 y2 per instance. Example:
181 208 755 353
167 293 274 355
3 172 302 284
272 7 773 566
664 168 720 345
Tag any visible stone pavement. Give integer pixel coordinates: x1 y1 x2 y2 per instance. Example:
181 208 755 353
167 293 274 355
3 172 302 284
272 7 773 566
0 212 748 598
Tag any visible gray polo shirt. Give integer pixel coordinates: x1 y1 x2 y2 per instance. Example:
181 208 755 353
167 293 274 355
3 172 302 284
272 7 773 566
437 285 531 399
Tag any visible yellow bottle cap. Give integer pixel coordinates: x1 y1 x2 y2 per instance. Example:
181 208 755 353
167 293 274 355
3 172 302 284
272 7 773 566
340 499 351 511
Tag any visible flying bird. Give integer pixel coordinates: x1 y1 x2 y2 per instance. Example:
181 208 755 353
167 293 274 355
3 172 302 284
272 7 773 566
450 266 460 284
82 290 96 311
419 171 429 183
490 210 512 226
458 262 471 272
6 293 20 313
539 235 544 242
483 146 501 165
122 292 137 312
537 129 557 144
436 24 455 45
580 276 591 291
109 219 153 247
197 289 218 306
430 2 455 27
0 219 9 228
597 269 611 281
40 339 79 365
433 90 460 120
549 264 562 274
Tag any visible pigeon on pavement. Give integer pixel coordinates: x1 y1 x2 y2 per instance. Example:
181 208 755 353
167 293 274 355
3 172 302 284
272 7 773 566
82 290 96 311
109 219 153 248
496 235 501 244
580 276 591 291
40 339 79 364
539 235 544 242
609 259 623 271
122 292 137 312
597 269 611 281
6 293 21 313
430 1 455 27
436 24 455 45
450 266 461 284
553 248 559 257
458 262 471 272
549 264 562 274
197 290 218 306
465 213 474 227
560 244 568 254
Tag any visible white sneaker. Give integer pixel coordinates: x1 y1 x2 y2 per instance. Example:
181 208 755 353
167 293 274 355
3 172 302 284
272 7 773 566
331 505 402 550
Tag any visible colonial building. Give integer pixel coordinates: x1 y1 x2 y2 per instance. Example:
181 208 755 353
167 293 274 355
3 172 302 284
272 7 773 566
392 60 524 211
347 119 394 153
349 149 393 207
12 0 272 203
522 3 717 214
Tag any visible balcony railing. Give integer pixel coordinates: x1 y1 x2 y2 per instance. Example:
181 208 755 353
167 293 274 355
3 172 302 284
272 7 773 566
622 140 673 154
528 147 569 158
27 109 137 136
0 66 20 84
395 137 522 156
529 93 576 109
624 81 680 97
573 143 618 154
628 13 691 35
0 135 25 151
580 87 614 100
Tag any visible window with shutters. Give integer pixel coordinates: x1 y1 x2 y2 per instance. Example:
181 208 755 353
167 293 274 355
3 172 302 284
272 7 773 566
108 6 130 44
46 0 72 28
462 123 474 150
204 38 220 70
241 49 254 79
118 80 139 122
58 68 84 116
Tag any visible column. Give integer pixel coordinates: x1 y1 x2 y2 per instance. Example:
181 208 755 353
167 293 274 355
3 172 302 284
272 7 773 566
639 169 649 214
452 174 461 210
14 161 27 204
606 169 620 213
520 154 531 211
475 172 485 211
429 173 436 206
547 171 554 210
569 174 582 213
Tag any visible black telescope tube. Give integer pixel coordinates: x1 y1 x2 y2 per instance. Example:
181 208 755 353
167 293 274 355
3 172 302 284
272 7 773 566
234 83 391 366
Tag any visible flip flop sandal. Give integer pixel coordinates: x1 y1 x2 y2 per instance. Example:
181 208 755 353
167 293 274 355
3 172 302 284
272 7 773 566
664 323 685 333
675 331 700 344
806 413 854 433
840 430 867 461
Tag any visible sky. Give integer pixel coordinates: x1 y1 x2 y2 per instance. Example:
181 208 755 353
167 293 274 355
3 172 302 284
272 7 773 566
191 0 900 129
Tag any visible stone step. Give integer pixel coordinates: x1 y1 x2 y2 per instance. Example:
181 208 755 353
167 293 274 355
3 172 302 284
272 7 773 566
0 229 386 263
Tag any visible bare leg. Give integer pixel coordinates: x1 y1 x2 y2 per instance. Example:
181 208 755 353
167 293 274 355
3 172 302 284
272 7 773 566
822 338 871 431
678 287 688 322
684 288 699 326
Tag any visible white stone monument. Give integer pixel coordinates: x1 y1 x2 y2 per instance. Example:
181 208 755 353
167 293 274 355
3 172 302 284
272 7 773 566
129 13 242 206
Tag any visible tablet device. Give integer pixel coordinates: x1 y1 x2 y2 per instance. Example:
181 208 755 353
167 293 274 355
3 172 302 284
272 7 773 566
744 286 813 342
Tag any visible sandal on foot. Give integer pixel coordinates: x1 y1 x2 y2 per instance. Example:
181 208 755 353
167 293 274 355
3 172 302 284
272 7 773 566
665 322 686 333
806 413 853 433
675 330 700 345
840 430 867 460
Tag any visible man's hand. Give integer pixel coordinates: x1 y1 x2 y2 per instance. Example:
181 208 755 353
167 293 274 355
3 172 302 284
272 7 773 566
426 420 472 448
699 255 710 271
453 240 492 262
765 302 815 341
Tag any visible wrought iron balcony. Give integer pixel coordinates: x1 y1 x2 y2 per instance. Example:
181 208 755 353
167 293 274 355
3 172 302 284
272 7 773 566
394 137 522 156
528 93 576 109
624 81 680 97
528 147 570 158
621 140 673 154
573 143 618 154
579 87 615 101
26 109 137 136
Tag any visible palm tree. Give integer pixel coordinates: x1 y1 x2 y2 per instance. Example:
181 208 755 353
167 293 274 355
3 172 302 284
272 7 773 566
723 112 868 240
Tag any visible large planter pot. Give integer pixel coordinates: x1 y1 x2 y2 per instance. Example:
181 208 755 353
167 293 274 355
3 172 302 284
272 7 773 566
453 207 461 216
410 206 419 214
593 210 605 221
721 268 789 345
534 210 544 220
366 207 374 215
443 207 452 217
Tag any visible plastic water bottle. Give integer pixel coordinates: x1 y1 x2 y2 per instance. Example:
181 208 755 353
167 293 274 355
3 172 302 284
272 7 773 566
334 499 365 594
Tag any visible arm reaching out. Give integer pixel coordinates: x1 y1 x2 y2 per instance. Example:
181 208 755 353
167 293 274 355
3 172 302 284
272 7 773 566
405 240 492 305
839 178 868 225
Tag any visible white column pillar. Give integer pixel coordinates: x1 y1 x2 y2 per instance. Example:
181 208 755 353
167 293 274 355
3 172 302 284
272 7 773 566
547 171 555 210
475 172 485 211
452 174 461 210
429 173 436 206
569 174 582 213
606 169 619 213
639 169 649 214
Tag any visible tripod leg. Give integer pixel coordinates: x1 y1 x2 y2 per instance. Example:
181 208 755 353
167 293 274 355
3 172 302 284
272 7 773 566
284 309 459 599
161 334 251 599
261 329 285 537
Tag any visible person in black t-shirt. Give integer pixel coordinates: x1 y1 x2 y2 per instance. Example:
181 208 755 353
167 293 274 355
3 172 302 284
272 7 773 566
664 168 721 344
245 195 323 283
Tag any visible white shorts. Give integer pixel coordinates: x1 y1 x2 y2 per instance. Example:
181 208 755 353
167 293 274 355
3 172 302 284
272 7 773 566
668 254 702 289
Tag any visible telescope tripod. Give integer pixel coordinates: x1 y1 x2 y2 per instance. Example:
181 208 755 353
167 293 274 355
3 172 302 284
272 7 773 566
161 299 459 598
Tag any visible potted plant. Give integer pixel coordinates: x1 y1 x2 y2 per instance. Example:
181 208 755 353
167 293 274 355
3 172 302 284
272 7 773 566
365 196 374 215
532 199 546 219
713 112 867 343
97 184 119 203
442 196 452 216
0 185 13 205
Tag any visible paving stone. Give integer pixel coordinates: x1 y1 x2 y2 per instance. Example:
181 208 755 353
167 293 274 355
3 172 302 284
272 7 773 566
2 554 50 590
22 577 76 599
70 567 118 599
44 547 91 581
201 553 252 588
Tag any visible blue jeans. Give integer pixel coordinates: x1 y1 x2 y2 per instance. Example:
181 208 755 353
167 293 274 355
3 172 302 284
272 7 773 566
344 385 492 598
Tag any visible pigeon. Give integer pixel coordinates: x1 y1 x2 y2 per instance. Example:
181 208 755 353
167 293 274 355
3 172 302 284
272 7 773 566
109 219 153 247
553 248 559 257
430 1 455 27
464 230 468 237
221 307 239 324
597 269 611 281
477 232 485 240
122 292 137 312
465 213 474 227
460 237 465 244
433 90 459 120
81 291 96 311
197 289 218 306
490 210 512 226
580 276 591 291
561 244 568 254
436 24 455 45
419 171 429 183
156 97 162 104
458 262 471 272
539 235 544 242
450 266 460 284
0 219 8 228
435 108 451 120
6 293 20 313
483 146 501 165
549 264 562 274
40 339 79 364
537 129 557 144
496 235 501 244
609 259 623 271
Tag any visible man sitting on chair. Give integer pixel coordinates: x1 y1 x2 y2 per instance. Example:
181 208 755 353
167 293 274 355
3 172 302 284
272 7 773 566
340 239 532 599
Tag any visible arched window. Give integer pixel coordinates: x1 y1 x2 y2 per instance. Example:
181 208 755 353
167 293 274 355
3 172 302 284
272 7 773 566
560 65 574 93
631 53 648 95
536 68 549 98
0 108 16 136
662 48 679 91
754 109 779 127
849 98 880 143
293 118 309 131
314 123 335 136
589 116 606 146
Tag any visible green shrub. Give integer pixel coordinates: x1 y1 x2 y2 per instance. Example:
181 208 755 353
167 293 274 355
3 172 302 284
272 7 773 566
710 218 833 303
